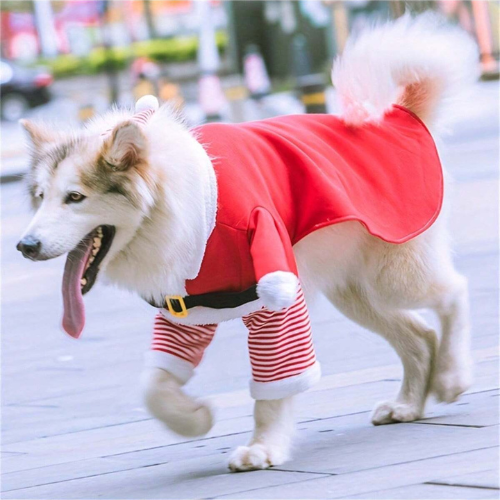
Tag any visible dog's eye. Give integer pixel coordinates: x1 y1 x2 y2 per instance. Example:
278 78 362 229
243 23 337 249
65 191 86 204
38 192 44 200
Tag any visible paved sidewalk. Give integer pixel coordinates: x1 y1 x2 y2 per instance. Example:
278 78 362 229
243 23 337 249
1 84 498 499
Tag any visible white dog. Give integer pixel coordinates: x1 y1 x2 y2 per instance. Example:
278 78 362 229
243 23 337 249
17 14 478 471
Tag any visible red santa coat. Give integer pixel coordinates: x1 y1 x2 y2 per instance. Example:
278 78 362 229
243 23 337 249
184 105 443 298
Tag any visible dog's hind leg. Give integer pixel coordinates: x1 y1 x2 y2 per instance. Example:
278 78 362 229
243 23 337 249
430 273 473 403
370 232 473 403
325 284 438 425
228 397 294 471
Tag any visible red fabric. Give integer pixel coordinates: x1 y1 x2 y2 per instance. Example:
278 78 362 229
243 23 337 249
152 315 217 367
187 106 443 295
243 287 316 383
152 287 316 383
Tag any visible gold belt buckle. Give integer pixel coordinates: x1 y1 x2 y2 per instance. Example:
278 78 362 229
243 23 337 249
165 295 188 318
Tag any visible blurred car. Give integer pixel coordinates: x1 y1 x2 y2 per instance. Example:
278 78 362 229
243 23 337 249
0 59 53 122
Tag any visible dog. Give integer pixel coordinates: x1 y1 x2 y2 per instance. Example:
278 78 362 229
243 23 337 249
17 13 478 471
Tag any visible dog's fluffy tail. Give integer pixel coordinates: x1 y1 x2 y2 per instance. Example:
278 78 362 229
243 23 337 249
332 12 479 126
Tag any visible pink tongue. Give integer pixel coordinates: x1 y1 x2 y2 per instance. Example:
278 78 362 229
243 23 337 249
62 237 93 338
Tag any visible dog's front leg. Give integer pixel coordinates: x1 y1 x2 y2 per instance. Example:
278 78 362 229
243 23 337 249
228 397 294 471
143 314 218 436
142 367 214 437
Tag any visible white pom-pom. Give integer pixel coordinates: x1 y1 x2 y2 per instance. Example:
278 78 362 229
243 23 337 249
135 95 159 113
257 271 299 311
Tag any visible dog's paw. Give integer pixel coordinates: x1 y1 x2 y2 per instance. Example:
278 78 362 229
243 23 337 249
371 401 422 425
167 400 214 437
432 364 472 403
228 443 288 472
143 368 214 437
257 272 298 311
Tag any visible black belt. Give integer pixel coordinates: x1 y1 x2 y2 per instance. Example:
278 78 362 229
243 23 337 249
151 285 259 318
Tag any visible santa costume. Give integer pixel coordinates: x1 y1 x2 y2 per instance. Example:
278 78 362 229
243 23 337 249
146 104 443 400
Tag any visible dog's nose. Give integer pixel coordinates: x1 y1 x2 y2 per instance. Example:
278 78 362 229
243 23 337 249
17 236 42 260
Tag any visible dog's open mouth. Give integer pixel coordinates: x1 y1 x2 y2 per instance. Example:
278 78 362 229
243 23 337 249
62 225 115 338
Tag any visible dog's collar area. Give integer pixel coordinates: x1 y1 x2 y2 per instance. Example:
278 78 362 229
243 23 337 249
146 286 259 316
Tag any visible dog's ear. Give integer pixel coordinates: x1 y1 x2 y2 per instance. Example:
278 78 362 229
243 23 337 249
102 121 147 172
20 119 58 149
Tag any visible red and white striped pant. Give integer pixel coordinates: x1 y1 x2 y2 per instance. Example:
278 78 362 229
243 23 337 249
147 287 321 400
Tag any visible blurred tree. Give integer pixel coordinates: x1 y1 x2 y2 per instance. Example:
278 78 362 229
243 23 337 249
99 0 119 105
33 0 58 58
0 1 33 12
143 0 157 40
291 34 312 77
330 1 348 53
231 1 265 74
390 1 436 17
231 1 330 79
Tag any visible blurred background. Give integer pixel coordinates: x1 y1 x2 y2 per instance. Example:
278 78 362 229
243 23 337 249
0 0 498 180
1 3 499 498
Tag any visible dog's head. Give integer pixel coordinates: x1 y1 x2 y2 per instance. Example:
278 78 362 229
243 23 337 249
17 114 156 337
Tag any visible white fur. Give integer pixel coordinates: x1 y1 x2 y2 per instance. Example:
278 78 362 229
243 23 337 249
102 106 218 304
145 350 195 385
228 398 294 471
19 14 477 473
20 140 146 261
250 361 321 400
142 367 213 437
332 12 479 126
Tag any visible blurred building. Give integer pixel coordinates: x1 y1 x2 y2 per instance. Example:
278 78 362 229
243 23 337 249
229 1 498 79
1 0 227 61
0 1 497 79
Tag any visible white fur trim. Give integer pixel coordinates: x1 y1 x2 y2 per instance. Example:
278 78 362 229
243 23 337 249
144 350 194 385
202 157 217 260
135 95 159 112
257 271 299 311
250 361 321 400
160 298 265 325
